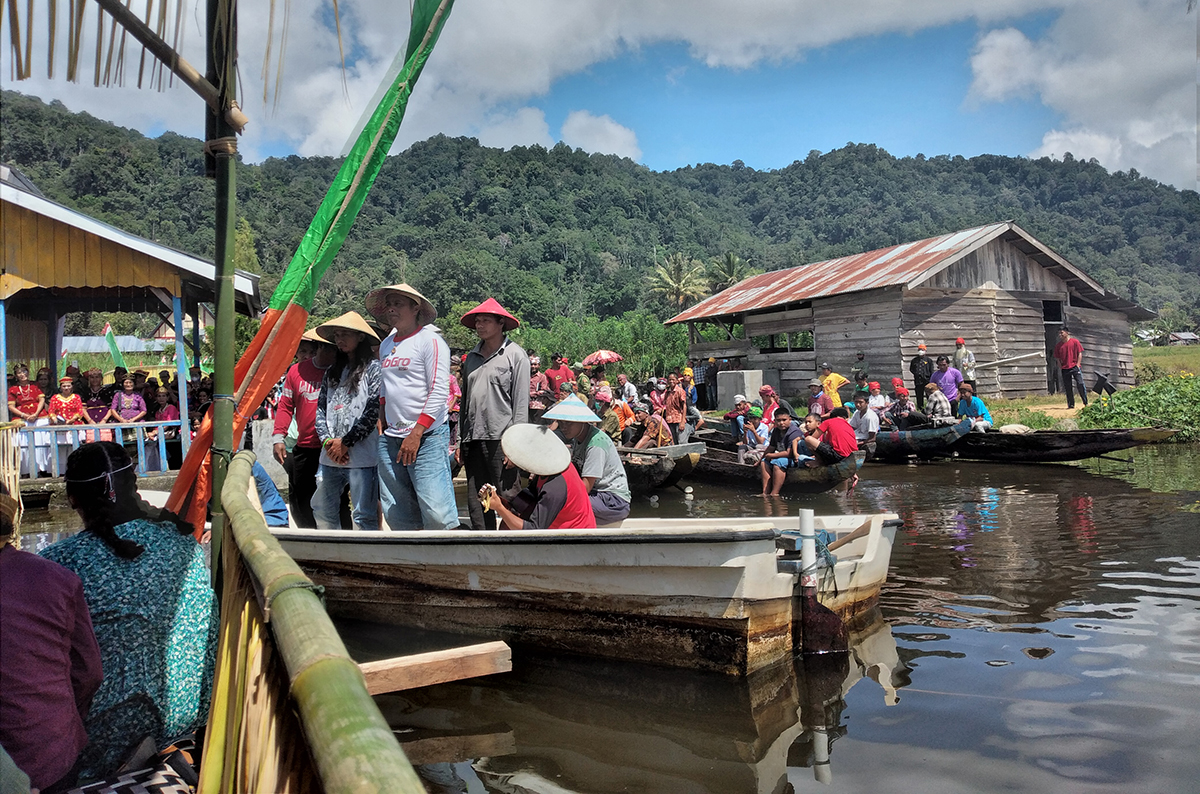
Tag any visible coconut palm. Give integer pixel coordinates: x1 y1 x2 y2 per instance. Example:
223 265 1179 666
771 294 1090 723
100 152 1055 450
705 252 760 294
648 252 707 312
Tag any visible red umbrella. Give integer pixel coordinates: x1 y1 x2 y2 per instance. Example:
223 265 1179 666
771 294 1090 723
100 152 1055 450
582 350 623 366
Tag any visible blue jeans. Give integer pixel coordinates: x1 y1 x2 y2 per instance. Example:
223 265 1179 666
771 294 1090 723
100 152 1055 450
378 424 460 531
1062 366 1089 409
312 464 379 531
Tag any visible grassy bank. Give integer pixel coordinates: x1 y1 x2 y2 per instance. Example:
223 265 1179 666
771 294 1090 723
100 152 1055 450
1133 345 1200 384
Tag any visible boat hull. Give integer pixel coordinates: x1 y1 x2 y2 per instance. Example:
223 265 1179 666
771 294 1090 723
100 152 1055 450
949 426 1176 462
275 525 797 676
689 448 864 494
872 418 973 461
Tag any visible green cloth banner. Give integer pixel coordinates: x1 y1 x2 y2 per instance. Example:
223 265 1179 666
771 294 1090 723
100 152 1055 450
103 323 127 369
267 0 455 314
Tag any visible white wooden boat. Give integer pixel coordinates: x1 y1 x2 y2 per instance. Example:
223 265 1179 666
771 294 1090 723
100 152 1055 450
271 512 898 676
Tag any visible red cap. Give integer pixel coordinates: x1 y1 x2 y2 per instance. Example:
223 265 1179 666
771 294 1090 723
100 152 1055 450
461 298 519 332
891 377 903 388
868 381 881 390
956 337 965 344
896 387 909 397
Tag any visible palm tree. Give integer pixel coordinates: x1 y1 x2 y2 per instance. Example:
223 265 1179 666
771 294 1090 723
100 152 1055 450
705 252 760 294
648 252 708 312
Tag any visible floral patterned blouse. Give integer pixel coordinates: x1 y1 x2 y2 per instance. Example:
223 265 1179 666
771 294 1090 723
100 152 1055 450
40 519 218 781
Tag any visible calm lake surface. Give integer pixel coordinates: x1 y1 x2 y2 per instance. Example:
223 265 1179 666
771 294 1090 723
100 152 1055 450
345 444 1200 794
20 445 1200 792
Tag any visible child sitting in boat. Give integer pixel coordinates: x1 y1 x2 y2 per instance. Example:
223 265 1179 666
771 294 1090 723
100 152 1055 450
738 406 770 464
956 383 994 432
758 408 809 496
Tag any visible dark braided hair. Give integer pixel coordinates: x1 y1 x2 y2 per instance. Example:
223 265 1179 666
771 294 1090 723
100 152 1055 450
64 442 193 560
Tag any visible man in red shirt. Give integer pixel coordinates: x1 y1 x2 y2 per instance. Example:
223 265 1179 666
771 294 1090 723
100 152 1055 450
803 408 858 466
1053 327 1088 409
544 353 574 401
663 372 688 437
272 329 337 527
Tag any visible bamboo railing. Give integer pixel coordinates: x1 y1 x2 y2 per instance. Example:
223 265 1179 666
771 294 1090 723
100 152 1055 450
201 451 423 793
0 423 23 535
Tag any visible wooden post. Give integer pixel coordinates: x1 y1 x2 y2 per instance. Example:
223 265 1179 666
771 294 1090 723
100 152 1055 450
0 299 8 423
172 294 191 460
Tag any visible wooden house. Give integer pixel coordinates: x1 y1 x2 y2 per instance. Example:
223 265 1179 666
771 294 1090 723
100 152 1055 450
1 168 260 426
668 222 1152 399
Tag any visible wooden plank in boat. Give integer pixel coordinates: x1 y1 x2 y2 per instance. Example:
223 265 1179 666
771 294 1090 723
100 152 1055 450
617 442 706 458
359 640 512 695
398 729 516 765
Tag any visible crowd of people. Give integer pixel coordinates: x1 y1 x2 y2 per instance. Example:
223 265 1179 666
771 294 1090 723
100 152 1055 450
5 359 219 477
266 283 725 534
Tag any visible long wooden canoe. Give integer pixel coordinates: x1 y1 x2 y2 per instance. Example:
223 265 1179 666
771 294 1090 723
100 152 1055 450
619 442 704 494
872 418 974 461
271 512 898 676
948 426 1177 463
688 447 865 494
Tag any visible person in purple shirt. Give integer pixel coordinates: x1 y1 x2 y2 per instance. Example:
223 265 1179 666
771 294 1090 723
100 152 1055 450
929 355 964 415
0 486 103 792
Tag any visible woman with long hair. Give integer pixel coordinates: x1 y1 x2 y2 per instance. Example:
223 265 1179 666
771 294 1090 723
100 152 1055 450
312 312 382 530
39 442 217 783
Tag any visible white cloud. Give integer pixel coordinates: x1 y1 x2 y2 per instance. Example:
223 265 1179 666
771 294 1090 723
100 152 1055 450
560 110 642 160
968 0 1195 187
475 107 554 150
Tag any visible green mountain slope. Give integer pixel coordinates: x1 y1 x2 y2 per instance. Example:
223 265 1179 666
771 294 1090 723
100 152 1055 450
4 89 1198 331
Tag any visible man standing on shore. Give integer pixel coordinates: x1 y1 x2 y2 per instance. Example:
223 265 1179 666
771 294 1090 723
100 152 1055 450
1053 327 1088 409
544 354 573 401
908 343 934 411
953 338 977 394
368 283 459 531
273 328 336 528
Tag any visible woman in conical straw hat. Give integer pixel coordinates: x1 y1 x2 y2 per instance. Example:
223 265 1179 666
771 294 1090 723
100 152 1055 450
477 423 595 530
459 298 530 531
543 394 631 525
364 284 460 531
311 311 381 531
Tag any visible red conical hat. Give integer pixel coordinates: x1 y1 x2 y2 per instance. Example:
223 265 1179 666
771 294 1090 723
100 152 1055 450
461 298 519 331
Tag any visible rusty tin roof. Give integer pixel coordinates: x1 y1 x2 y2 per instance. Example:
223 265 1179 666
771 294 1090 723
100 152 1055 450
666 222 1153 324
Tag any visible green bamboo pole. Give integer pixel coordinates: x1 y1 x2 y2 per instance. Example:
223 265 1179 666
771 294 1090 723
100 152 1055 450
222 452 424 793
206 0 237 583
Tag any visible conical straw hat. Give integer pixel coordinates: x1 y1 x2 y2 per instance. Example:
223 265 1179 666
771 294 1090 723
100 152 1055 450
542 393 601 423
461 297 519 331
365 284 437 328
315 311 380 343
500 424 570 477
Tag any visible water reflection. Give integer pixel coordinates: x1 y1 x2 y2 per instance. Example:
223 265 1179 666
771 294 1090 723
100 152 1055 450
348 614 906 794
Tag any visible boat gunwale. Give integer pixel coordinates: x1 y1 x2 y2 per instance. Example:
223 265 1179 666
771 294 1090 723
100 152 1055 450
271 525 782 545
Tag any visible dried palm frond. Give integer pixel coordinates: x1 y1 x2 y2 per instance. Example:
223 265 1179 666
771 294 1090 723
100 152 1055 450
3 0 347 109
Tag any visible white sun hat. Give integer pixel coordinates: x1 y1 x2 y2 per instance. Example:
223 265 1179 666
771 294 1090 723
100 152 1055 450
500 424 571 477
541 393 602 423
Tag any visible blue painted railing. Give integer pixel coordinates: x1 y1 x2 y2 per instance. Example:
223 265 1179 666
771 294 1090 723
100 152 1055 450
13 418 191 478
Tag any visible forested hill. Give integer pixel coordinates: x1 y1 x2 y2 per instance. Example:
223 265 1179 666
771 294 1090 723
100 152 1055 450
3 88 1198 331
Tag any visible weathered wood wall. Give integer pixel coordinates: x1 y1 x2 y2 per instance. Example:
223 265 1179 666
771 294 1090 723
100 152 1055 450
901 287 1048 398
923 238 1070 293
687 338 754 360
1064 306 1134 390
813 287 904 387
743 306 813 337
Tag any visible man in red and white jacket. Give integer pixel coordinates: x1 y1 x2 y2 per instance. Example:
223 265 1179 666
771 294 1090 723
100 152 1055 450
273 330 336 528
367 283 459 531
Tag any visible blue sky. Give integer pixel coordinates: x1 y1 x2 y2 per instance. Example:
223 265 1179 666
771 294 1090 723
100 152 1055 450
530 21 1062 172
3 1 1194 188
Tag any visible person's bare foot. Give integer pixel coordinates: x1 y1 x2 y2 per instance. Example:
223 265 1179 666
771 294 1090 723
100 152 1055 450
805 459 819 468
848 474 859 490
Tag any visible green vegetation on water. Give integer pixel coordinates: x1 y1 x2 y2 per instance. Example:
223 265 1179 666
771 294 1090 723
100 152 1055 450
1077 373 1200 443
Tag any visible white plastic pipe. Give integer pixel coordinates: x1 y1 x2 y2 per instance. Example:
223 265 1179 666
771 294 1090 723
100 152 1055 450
799 508 817 589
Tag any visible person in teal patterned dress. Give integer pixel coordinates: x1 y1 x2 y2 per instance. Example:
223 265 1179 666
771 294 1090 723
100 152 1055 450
40 441 217 783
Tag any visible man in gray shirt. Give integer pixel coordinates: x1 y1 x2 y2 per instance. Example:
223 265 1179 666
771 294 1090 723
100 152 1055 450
459 298 530 530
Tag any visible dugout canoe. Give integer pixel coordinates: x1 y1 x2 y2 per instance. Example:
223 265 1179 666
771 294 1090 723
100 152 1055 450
619 442 704 494
872 418 974 461
948 426 1177 463
688 448 865 494
270 512 898 677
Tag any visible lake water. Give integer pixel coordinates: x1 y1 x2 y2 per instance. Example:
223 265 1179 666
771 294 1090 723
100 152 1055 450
345 444 1200 794
19 445 1200 793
